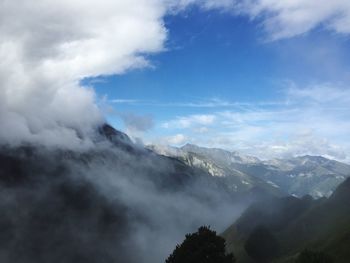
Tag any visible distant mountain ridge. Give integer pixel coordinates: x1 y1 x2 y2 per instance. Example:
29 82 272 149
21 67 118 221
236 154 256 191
148 144 284 197
150 144 350 198
181 144 260 165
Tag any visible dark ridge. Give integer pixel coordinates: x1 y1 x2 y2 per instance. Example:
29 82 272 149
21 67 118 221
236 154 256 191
329 177 350 204
98 123 132 145
223 177 350 263
98 123 149 154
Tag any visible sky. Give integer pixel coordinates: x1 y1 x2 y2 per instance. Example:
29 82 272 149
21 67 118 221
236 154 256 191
89 2 350 162
1 0 350 162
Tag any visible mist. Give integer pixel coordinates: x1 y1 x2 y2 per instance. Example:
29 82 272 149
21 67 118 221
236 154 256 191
0 131 249 263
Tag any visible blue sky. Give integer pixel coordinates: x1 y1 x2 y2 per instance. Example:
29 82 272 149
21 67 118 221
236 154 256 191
2 1 350 159
83 4 350 161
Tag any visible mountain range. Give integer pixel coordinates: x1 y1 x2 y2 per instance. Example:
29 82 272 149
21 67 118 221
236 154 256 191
0 124 349 263
150 144 350 198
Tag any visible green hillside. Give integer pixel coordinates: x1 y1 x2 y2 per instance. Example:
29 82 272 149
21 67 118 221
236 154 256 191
222 178 350 263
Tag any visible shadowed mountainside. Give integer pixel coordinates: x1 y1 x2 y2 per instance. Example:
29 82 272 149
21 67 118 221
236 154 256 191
223 177 350 263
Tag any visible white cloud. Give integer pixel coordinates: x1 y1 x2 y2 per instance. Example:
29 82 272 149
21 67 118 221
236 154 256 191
287 84 350 104
262 133 347 160
158 84 350 162
111 99 140 104
194 127 210 134
118 112 154 135
162 114 216 129
205 130 348 161
170 0 235 10
163 134 188 146
109 97 275 108
172 0 350 40
0 0 167 148
243 0 350 40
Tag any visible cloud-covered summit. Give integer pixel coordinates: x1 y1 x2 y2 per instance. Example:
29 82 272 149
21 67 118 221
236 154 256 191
0 0 167 148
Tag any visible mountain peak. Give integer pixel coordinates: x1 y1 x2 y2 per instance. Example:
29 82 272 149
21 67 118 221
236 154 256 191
297 155 329 162
97 124 137 152
98 124 132 143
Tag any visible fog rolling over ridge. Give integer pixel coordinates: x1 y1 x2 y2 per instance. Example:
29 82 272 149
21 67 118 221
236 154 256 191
0 125 252 263
0 2 251 262
0 125 349 263
1 1 350 263
0 0 167 149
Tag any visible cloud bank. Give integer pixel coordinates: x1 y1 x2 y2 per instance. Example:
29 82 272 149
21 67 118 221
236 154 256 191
0 0 167 148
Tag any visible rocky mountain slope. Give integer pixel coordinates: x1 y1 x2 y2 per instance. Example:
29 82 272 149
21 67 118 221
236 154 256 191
151 144 350 198
149 144 283 197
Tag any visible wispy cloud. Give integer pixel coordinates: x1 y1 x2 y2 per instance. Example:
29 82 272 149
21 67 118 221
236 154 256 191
287 84 350 104
162 114 216 129
110 97 285 108
155 83 350 162
118 112 154 133
162 134 188 145
244 0 350 40
170 0 350 40
111 99 141 104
